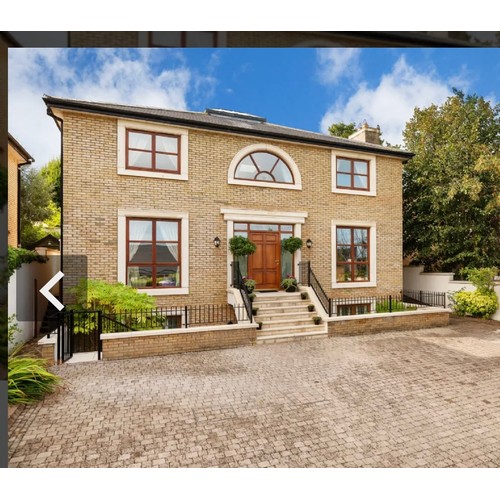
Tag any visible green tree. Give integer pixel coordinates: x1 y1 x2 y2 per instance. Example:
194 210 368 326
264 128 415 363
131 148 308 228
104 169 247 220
328 122 357 138
403 90 500 272
20 164 60 247
40 157 61 208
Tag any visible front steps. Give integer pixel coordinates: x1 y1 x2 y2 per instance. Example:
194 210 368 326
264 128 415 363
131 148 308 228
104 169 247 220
252 291 327 344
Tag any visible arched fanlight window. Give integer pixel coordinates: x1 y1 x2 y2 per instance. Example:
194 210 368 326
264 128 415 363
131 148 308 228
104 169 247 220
234 151 294 184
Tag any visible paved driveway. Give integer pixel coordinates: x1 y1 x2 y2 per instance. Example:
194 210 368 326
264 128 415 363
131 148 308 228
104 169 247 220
9 317 500 467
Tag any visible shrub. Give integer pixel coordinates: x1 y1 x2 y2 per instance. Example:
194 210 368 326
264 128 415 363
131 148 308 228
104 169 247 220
8 349 61 405
301 292 308 300
307 304 315 312
70 279 156 313
69 279 158 333
7 246 47 280
229 236 257 257
464 267 498 294
450 290 498 319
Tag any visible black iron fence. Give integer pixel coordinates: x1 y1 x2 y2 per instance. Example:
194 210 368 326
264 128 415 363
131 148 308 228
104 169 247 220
53 303 248 361
55 310 103 361
299 261 446 317
230 261 254 323
401 290 447 308
298 261 332 316
103 304 248 332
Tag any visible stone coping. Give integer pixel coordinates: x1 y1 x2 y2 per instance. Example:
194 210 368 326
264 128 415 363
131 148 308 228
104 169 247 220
325 307 451 323
37 334 57 345
102 322 258 340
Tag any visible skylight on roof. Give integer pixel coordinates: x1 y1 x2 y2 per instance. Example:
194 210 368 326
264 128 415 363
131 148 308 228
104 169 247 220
205 108 267 123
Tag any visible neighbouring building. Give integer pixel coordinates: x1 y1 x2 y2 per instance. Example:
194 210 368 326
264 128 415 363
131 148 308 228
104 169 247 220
44 95 413 312
7 133 34 247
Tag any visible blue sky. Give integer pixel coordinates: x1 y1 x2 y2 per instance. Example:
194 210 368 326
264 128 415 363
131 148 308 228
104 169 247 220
9 47 500 168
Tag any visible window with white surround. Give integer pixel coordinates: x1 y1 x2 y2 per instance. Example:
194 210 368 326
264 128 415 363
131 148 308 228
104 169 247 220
117 119 188 180
332 220 376 288
118 209 189 295
228 144 302 190
331 150 376 196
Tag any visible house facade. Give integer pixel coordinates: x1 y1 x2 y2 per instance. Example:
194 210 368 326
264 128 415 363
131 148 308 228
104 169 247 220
44 96 413 310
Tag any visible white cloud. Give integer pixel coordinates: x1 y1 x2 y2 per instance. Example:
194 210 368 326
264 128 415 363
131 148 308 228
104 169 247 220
320 55 453 145
316 48 361 85
8 49 202 168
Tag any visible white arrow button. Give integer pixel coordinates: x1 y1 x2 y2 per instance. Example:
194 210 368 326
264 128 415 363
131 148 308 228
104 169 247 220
40 271 65 311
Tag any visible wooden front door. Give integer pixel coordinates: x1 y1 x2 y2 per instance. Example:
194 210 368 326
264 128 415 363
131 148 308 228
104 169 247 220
248 232 281 290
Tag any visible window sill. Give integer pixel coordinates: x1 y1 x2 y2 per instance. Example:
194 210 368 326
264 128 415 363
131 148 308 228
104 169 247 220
118 168 188 181
136 287 189 296
331 281 377 289
332 187 376 197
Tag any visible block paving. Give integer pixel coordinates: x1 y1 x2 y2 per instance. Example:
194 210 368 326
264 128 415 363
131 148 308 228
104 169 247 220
8 317 500 467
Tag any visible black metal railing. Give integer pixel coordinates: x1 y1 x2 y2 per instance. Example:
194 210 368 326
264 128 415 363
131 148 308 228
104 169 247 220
330 293 438 315
56 310 103 361
299 261 446 317
231 261 253 323
299 261 332 316
402 290 447 308
103 304 247 331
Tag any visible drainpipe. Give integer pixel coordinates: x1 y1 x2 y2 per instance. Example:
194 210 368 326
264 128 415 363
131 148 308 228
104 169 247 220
46 107 64 303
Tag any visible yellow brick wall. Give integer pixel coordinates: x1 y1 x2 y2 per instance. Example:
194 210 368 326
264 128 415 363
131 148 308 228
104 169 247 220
7 146 20 247
328 311 450 336
102 326 257 360
62 110 404 306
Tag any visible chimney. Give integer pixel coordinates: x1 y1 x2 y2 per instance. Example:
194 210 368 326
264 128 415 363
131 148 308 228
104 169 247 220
348 122 382 145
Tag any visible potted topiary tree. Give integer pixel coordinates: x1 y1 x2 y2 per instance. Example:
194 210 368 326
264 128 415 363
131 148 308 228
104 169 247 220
282 236 303 255
229 235 257 289
229 235 257 258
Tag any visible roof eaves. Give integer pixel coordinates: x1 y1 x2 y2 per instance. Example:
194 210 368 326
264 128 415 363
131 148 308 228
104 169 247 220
8 133 34 163
43 96 414 160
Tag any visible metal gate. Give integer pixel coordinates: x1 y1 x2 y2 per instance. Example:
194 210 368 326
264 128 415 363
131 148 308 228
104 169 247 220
55 310 103 362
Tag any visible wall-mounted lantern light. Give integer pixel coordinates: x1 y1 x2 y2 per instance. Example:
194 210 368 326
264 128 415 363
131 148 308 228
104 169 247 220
213 236 221 248
306 239 313 249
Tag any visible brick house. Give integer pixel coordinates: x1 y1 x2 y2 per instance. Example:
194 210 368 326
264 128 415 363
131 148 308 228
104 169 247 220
44 95 414 337
8 133 34 247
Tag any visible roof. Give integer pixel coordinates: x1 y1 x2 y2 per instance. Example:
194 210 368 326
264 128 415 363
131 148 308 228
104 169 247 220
43 95 414 160
26 234 60 250
8 133 34 164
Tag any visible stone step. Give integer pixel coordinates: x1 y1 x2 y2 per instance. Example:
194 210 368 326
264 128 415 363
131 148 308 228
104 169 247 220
256 330 328 344
253 299 305 307
254 292 302 301
260 320 316 330
256 311 316 322
254 305 313 314
257 323 326 336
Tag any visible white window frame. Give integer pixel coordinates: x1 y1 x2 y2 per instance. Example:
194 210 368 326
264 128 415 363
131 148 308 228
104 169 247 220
118 209 189 296
117 119 189 181
228 143 302 191
331 220 377 289
331 150 376 197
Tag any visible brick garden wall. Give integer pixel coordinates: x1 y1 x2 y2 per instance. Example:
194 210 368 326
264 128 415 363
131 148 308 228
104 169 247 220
102 324 257 360
328 310 450 337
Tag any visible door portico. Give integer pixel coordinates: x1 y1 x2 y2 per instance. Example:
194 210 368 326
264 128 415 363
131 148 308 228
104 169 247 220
221 208 308 289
